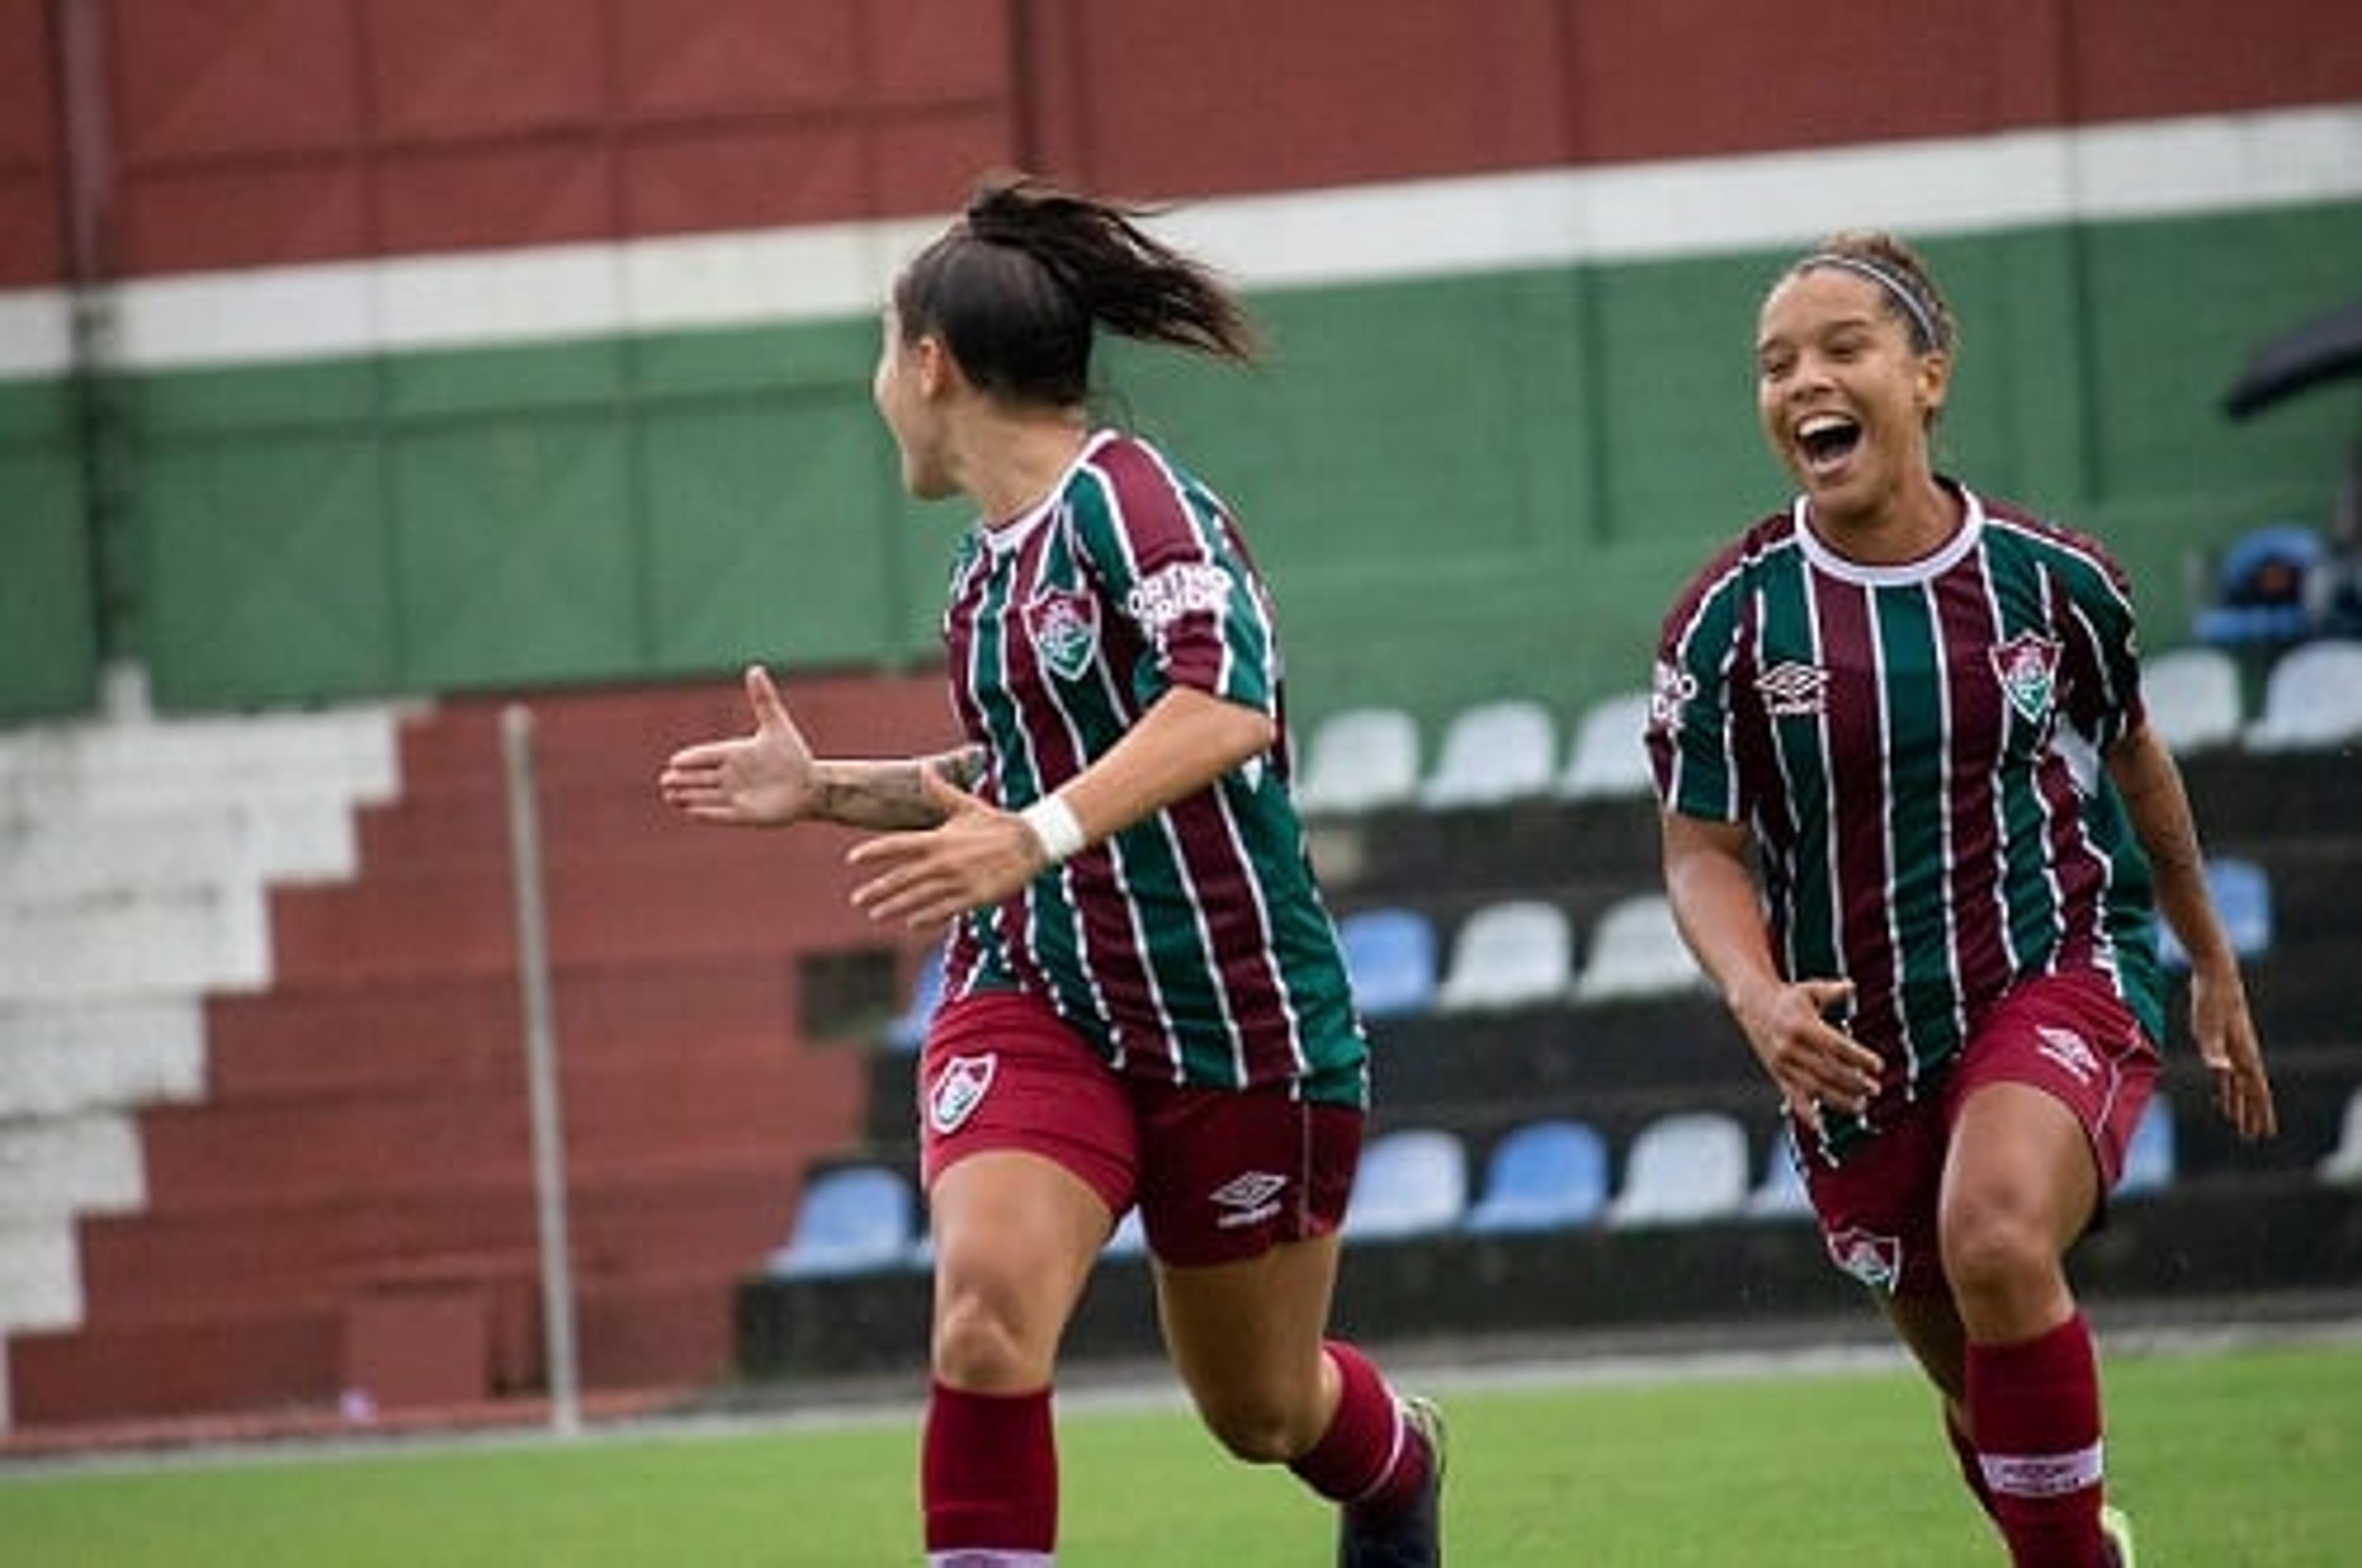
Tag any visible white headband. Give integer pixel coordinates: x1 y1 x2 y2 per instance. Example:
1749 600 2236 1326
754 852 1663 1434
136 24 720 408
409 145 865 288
1799 253 1942 351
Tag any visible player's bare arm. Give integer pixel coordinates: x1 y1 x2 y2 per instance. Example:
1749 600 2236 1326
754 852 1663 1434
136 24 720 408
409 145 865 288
1659 810 1882 1118
659 663 984 831
847 686 1273 928
2106 723 2279 1140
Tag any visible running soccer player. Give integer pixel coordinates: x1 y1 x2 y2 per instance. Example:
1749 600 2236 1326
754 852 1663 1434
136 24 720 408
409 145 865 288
660 175 1442 1568
1648 230 2278 1567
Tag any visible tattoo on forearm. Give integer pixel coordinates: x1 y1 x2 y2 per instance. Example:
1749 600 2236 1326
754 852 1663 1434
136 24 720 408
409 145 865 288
813 746 985 830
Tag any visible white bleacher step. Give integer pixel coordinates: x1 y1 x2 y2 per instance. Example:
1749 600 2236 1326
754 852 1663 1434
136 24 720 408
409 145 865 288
1 798 360 899
0 1217 83 1335
0 1001 204 1119
0 702 405 820
0 882 271 1003
0 1113 145 1224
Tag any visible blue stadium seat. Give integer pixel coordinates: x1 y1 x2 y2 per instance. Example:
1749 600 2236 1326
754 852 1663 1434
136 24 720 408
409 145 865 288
2155 857 2272 970
1344 1128 1468 1241
1463 1119 1609 1234
2193 522 2324 648
1744 1123 1815 1220
883 941 948 1053
1338 907 1440 1020
1607 1111 1749 1227
763 1164 917 1279
2117 1097 2176 1198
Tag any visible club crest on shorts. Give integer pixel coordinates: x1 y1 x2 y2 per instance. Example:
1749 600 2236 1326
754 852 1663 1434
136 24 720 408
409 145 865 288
1024 586 1100 683
928 1052 996 1136
1827 1225 1904 1292
1990 632 2062 725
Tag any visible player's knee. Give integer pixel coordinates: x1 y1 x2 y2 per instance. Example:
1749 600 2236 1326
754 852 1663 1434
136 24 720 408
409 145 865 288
1195 1390 1308 1466
931 1283 1052 1391
1939 1191 2056 1304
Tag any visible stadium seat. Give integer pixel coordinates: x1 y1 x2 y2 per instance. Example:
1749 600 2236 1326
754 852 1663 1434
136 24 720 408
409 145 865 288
1572 894 1705 1003
1418 698 1559 808
1744 1123 1815 1220
1338 907 1440 1019
1436 900 1575 1013
2140 646 2244 755
1558 690 1657 801
2245 638 2362 751
2117 1096 2176 1198
763 1164 917 1279
2155 858 2272 970
1344 1128 1468 1241
1103 1208 1148 1258
1463 1119 1610 1234
1294 706 1422 817
1607 1112 1750 1227
883 941 948 1053
2318 1086 2362 1187
2193 522 2324 648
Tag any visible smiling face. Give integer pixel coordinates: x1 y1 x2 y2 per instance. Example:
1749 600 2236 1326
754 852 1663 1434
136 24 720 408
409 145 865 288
1756 266 1950 532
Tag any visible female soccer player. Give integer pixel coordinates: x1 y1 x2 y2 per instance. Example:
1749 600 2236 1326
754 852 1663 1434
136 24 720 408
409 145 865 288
659 175 1441 1568
1648 231 2277 1567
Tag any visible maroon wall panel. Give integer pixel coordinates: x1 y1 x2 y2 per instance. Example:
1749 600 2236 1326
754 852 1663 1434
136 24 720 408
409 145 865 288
1042 0 1568 199
109 0 362 162
2070 0 2362 122
0 0 63 285
364 0 606 142
613 0 860 120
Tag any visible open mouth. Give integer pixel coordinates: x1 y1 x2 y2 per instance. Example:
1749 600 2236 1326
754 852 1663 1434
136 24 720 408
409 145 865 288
1795 413 1863 474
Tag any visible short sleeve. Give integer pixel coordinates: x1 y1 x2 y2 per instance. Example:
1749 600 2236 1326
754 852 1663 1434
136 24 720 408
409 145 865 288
1647 571 1748 823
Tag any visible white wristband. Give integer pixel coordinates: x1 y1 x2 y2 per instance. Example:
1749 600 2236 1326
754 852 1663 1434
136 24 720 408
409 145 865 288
1019 794 1087 867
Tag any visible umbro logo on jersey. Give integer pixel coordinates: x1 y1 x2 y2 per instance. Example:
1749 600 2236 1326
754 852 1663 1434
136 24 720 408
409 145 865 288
927 1053 996 1136
1207 1170 1289 1229
1990 632 2062 725
1024 586 1100 682
1827 1225 1904 1292
1755 661 1830 718
2035 1025 2101 1085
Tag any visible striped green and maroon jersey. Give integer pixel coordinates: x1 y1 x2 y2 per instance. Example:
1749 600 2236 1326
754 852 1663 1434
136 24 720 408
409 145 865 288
1647 484 2166 1155
937 430 1367 1106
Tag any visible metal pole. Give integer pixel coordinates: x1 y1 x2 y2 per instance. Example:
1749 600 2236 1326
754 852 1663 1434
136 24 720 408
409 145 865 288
501 704 581 1437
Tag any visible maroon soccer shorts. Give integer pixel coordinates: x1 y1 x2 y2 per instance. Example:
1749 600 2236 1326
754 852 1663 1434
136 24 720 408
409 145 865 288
917 990 1362 1267
1800 970 2161 1297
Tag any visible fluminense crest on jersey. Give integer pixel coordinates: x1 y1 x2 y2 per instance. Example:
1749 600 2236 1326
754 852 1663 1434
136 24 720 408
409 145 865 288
928 1053 997 1135
1754 659 1830 718
1990 631 2063 725
1022 586 1100 682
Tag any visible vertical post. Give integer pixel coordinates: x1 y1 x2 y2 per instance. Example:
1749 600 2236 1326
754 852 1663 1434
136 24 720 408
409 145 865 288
501 704 581 1437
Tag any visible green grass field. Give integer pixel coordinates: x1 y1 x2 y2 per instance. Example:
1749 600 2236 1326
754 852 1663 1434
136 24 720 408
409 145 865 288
2 1339 2354 1566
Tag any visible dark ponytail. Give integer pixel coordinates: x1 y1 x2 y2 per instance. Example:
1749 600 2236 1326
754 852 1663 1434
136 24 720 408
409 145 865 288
893 173 1257 406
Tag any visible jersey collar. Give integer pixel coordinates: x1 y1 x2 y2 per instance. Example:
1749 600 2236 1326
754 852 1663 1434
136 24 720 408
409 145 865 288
1791 479 1986 587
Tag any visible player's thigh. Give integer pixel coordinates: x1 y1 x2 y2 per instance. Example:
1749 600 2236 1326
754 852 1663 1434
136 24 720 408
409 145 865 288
1155 1230 1342 1433
929 1150 1111 1383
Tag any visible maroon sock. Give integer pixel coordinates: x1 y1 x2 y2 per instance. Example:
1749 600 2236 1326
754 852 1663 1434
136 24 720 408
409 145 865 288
1287 1341 1429 1518
1966 1315 2106 1568
922 1381 1057 1557
1946 1407 1999 1522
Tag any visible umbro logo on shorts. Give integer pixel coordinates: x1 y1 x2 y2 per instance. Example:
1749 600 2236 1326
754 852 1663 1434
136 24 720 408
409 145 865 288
928 1053 996 1135
1207 1170 1289 1229
2035 1025 2101 1085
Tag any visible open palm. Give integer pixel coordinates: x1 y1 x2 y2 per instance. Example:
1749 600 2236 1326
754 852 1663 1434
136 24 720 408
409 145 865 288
658 665 818 827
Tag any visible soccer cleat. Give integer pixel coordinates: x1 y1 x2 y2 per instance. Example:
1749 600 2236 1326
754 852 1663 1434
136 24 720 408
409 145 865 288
1337 1395 1446 1567
2099 1502 2138 1568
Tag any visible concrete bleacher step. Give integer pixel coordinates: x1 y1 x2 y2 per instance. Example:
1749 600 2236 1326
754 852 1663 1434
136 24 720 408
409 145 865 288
0 1220 81 1334
74 1161 800 1327
202 955 816 1102
0 1000 204 1120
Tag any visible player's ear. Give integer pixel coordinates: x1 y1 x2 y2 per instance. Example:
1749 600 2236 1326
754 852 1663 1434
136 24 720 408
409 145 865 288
1914 348 1951 424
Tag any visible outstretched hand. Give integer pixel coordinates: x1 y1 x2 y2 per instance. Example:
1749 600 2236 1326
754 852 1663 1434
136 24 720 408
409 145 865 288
658 666 819 827
846 768 1049 928
1732 976 1883 1125
2189 968 2277 1142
